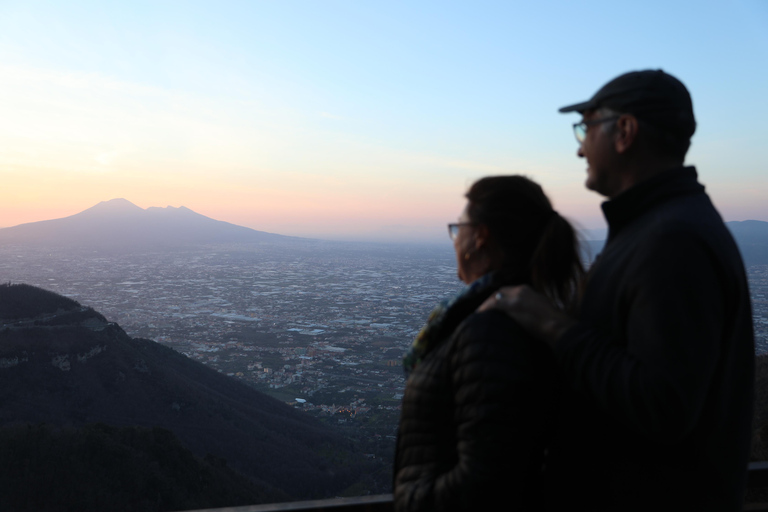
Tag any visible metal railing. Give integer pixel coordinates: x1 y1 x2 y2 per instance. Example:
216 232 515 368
747 461 768 511
182 494 393 512
182 462 768 512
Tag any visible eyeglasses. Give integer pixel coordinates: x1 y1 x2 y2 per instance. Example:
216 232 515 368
447 222 474 240
572 116 620 143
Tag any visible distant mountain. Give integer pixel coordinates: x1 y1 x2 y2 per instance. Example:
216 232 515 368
0 283 378 502
580 221 768 266
0 199 292 248
727 220 768 265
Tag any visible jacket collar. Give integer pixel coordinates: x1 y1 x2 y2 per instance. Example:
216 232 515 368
601 166 703 241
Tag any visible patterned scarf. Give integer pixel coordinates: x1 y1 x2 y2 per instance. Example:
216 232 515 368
403 271 513 375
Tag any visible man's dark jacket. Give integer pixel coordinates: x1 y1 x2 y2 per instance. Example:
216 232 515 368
394 310 558 512
546 167 754 511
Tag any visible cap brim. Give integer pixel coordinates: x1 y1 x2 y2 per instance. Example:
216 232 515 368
558 100 596 113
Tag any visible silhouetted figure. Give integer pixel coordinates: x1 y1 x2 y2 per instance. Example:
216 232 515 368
394 176 584 511
489 70 754 511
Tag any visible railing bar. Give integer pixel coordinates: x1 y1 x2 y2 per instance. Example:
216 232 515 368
176 462 768 512
178 494 393 512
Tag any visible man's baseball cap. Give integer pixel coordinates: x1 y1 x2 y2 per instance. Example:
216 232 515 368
559 69 696 139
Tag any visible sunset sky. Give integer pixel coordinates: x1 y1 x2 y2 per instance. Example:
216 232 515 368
1 1 766 243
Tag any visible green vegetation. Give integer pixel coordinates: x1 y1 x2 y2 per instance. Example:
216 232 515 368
0 283 81 320
0 423 282 512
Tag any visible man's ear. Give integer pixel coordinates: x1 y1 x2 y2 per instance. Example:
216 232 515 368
614 114 639 154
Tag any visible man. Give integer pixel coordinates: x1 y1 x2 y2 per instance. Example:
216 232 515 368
488 70 754 510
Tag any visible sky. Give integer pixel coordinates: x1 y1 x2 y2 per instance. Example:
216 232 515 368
0 0 766 243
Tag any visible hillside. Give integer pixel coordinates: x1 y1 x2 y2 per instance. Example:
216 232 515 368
0 283 382 504
0 283 81 320
0 423 282 512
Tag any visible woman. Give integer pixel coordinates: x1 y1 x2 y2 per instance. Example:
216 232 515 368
394 175 584 512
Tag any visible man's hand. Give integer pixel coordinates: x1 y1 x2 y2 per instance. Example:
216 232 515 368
479 285 576 348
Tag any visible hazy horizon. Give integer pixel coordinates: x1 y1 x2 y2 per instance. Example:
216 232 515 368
0 196 617 244
1 1 766 243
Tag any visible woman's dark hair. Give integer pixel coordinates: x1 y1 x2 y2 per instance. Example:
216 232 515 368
465 175 584 312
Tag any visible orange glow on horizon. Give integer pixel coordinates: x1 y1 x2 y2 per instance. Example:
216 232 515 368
2 63 764 240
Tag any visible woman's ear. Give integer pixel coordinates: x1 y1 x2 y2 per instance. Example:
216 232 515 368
474 224 490 251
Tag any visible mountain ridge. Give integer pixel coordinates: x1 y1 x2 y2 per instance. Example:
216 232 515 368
583 220 768 266
0 283 381 501
2 200 767 262
0 199 293 248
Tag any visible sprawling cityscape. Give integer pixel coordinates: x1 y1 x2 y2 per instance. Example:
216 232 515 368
1 240 766 459
0 241 465 456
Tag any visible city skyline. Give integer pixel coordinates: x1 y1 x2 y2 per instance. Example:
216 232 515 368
1 1 767 242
